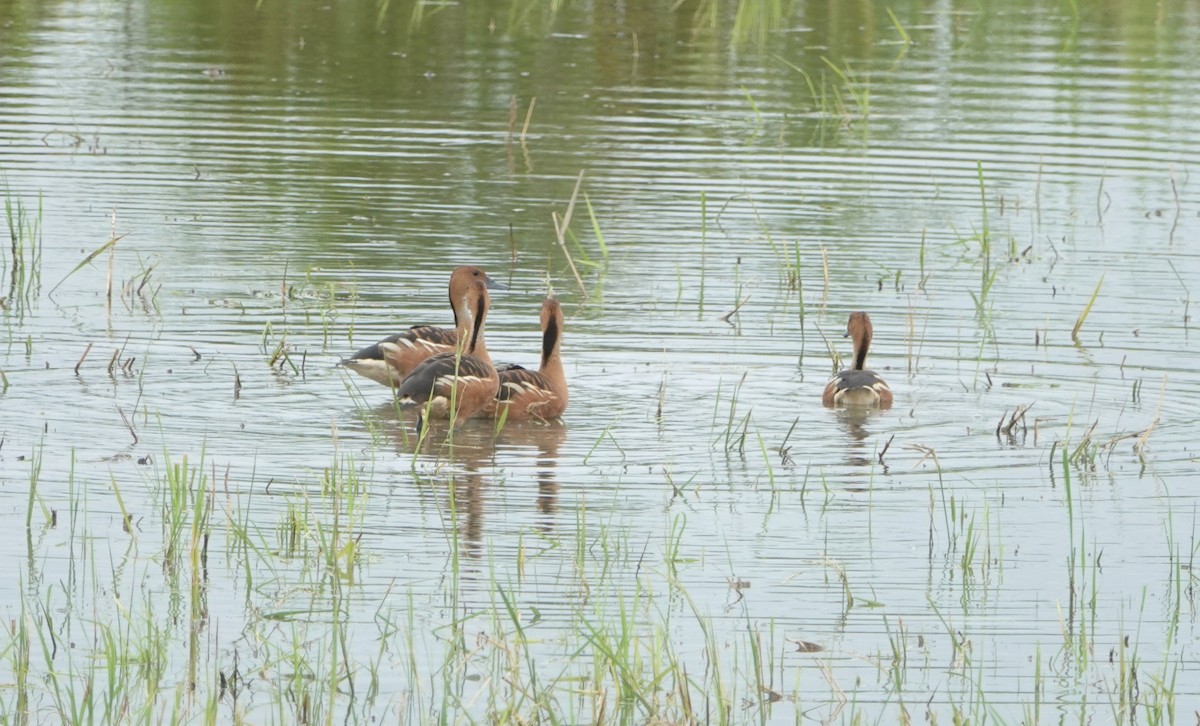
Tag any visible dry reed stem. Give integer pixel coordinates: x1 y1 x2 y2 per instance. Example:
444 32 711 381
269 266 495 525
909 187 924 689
1170 164 1181 217
520 97 536 144
820 246 830 305
655 374 666 421
907 306 915 375
506 95 517 143
996 402 1034 437
720 294 750 322
878 434 894 465
1169 165 1182 243
905 443 941 471
74 343 92 374
815 659 848 718
116 403 137 444
106 209 117 312
553 170 588 298
552 212 587 298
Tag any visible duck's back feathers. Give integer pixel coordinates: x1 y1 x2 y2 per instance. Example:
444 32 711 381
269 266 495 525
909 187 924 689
496 368 552 401
485 367 566 421
377 325 458 379
822 368 892 408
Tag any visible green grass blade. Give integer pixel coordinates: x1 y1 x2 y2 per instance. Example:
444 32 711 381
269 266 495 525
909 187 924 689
1072 274 1104 341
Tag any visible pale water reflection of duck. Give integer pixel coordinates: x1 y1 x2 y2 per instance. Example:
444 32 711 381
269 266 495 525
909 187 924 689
340 265 502 387
396 279 500 425
822 312 893 408
484 298 568 422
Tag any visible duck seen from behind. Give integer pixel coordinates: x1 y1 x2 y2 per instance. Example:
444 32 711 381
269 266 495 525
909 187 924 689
484 298 568 422
340 265 502 387
396 279 500 425
822 311 893 408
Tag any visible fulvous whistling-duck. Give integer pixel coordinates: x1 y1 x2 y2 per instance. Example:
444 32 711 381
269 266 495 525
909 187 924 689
484 298 568 422
340 266 502 387
396 279 500 425
822 312 893 408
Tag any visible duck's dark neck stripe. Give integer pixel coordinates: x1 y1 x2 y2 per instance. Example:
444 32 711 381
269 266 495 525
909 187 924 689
540 317 559 368
468 294 486 353
854 331 870 371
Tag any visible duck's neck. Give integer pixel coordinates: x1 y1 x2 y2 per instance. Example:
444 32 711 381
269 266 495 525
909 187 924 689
448 289 460 329
471 329 493 367
853 331 870 371
538 316 566 395
459 293 493 368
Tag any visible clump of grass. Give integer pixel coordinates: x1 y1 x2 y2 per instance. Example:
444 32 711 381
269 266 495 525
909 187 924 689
158 452 212 579
711 372 751 454
773 54 863 138
729 0 787 46
968 162 999 319
581 421 624 465
3 185 44 313
261 321 303 378
120 255 161 314
821 56 870 122
24 439 51 529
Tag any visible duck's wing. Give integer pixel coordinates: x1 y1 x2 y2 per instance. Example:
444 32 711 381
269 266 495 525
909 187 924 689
397 353 497 405
341 325 458 386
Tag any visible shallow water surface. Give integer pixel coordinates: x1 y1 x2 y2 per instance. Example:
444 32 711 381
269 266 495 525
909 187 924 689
1 0 1199 721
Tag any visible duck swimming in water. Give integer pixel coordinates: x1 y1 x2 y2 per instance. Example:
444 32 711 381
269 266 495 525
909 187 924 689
822 311 892 408
396 279 500 426
484 298 568 422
